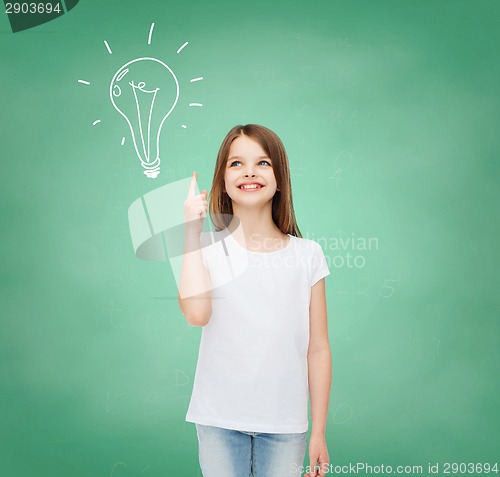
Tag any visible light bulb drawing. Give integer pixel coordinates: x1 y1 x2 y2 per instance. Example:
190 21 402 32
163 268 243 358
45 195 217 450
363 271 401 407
77 27 205 180
109 57 179 178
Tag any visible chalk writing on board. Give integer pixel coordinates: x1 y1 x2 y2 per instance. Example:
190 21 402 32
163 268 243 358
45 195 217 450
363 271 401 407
332 402 354 424
143 391 162 417
109 462 151 476
177 394 191 406
357 278 399 298
336 319 354 342
110 462 127 476
294 136 313 178
174 369 190 387
328 149 353 186
106 391 128 413
332 277 399 298
407 332 442 360
98 299 128 328
357 277 372 296
380 279 398 298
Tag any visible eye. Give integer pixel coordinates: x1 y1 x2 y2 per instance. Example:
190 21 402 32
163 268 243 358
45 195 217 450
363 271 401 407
228 160 271 167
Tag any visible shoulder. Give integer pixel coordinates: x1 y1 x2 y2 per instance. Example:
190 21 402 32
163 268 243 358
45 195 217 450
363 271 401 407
199 230 214 247
291 236 324 255
199 229 231 262
200 229 228 246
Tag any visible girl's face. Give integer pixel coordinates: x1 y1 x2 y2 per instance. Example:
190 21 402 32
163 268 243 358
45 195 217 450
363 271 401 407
223 135 279 207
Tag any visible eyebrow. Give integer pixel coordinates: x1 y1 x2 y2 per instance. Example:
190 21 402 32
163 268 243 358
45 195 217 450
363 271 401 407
227 155 271 162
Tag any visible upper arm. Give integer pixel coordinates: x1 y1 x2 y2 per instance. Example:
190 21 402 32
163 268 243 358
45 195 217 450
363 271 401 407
178 291 211 327
308 277 329 355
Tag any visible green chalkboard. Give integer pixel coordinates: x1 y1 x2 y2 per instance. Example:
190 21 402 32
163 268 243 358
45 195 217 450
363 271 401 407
1 0 499 476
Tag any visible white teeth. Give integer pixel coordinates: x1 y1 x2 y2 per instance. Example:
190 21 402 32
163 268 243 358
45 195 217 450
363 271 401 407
240 184 261 189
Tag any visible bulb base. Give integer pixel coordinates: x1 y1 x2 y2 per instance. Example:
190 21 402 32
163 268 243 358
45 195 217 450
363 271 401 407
142 158 161 179
144 168 160 179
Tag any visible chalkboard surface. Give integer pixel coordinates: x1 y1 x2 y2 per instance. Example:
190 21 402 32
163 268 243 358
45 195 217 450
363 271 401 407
1 1 499 476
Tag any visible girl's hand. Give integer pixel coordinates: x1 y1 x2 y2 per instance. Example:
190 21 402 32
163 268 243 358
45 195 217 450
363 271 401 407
184 171 208 235
307 434 330 477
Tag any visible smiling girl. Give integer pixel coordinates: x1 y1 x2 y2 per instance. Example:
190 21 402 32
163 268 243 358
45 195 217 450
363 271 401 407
178 124 332 477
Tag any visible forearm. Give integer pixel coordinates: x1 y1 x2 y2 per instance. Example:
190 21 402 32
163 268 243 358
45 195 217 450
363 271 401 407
178 231 212 325
308 346 332 437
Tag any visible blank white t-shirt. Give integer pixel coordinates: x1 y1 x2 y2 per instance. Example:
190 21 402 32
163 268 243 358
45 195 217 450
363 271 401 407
185 227 330 433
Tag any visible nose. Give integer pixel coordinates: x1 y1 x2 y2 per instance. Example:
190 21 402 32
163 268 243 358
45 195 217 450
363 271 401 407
244 172 256 178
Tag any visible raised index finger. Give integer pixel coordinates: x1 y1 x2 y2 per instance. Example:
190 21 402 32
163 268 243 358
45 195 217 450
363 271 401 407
187 171 197 197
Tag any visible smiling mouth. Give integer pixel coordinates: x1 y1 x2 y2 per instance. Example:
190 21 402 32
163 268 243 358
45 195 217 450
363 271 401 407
238 184 263 190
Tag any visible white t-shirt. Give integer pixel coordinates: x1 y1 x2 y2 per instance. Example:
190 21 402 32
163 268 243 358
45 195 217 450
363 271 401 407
185 227 331 433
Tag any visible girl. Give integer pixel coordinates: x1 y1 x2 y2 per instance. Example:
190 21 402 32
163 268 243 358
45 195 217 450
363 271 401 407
178 124 332 477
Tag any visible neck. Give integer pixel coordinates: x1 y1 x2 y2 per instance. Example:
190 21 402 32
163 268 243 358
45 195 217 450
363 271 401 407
228 201 281 239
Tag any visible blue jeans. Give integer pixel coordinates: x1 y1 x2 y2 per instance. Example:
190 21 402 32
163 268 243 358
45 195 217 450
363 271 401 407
195 423 307 477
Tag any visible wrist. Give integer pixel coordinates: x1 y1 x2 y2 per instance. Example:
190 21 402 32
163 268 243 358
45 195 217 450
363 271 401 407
184 223 202 237
311 428 326 438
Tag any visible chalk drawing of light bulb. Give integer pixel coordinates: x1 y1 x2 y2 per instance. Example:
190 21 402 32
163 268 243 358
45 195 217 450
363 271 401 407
110 57 179 178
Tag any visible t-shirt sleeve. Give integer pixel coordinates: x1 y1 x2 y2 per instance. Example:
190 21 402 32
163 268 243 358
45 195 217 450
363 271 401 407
310 241 330 287
201 247 209 270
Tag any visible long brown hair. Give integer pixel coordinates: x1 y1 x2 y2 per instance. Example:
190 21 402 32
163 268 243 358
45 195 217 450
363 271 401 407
208 124 302 238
